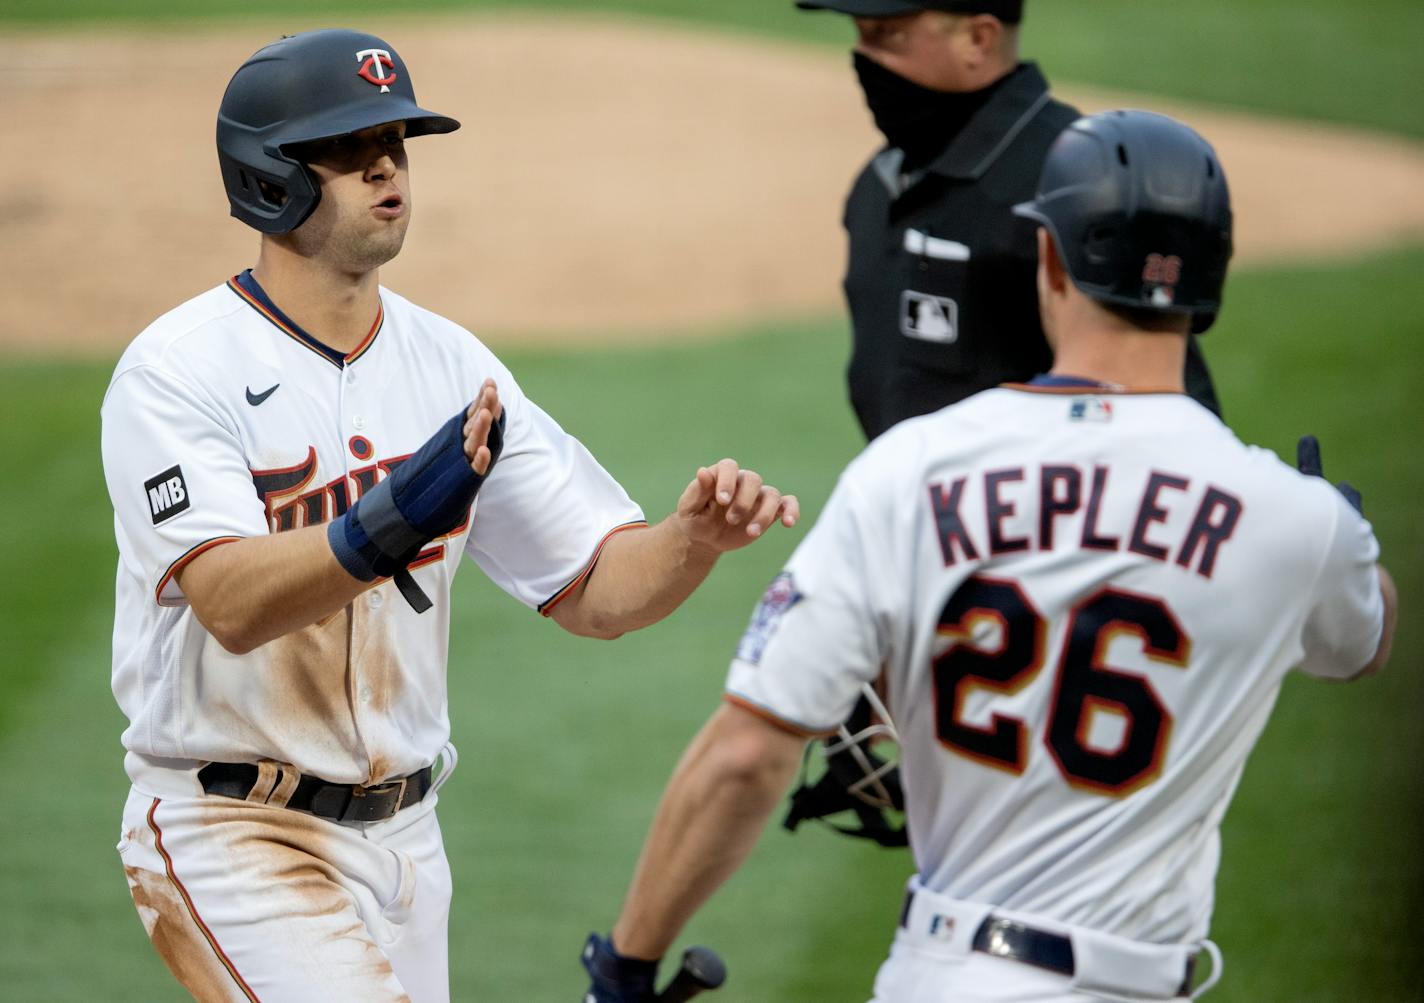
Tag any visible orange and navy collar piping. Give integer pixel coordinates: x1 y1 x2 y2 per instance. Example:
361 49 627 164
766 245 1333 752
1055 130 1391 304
1001 373 1185 396
227 269 382 369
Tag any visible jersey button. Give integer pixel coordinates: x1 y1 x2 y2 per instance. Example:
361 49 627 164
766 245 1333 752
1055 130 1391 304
353 414 367 430
359 685 373 704
345 370 357 385
368 591 383 609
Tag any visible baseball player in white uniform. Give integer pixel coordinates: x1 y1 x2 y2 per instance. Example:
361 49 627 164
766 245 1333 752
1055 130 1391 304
101 30 798 1003
580 111 1397 1002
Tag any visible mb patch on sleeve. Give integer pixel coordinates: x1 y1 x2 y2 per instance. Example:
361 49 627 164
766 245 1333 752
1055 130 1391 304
144 465 190 524
735 571 802 665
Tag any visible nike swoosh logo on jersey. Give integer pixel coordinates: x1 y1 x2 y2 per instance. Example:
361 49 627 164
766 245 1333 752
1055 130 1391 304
245 384 280 406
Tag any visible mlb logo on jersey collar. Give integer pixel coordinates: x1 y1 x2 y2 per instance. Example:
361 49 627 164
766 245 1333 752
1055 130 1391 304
1069 398 1114 423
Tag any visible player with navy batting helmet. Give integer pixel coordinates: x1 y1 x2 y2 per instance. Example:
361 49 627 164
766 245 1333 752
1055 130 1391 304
103 29 798 1001
579 110 1396 1002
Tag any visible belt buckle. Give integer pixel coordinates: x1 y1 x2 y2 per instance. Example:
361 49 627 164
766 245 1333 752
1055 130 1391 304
385 775 410 807
346 776 407 822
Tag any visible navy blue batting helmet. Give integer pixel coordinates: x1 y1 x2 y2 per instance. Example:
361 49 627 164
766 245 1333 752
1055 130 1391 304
1014 110 1233 333
216 29 460 234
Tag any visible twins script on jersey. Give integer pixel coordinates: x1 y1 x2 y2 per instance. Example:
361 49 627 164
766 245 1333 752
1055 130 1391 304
101 272 645 797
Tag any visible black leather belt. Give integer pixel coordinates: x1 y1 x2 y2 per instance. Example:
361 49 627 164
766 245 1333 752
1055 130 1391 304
198 762 431 824
900 889 1195 996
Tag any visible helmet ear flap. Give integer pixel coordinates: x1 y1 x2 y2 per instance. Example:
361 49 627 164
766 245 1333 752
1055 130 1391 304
216 144 321 234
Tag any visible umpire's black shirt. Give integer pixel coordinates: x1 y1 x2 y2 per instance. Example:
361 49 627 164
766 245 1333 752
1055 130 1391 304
841 63 1219 440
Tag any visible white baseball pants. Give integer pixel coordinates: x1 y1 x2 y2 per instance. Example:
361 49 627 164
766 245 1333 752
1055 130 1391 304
117 783 452 1002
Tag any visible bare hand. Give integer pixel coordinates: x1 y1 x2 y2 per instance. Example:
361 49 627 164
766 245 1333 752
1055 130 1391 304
675 458 799 554
463 379 503 475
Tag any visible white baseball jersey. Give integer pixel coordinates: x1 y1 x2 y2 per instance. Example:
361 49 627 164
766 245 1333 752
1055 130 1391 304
102 271 645 792
728 386 1383 945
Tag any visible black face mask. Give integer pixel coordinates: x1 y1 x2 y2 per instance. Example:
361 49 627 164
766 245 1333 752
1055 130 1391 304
853 51 999 170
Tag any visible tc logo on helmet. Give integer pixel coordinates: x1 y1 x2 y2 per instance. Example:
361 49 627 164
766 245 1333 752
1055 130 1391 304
356 48 397 92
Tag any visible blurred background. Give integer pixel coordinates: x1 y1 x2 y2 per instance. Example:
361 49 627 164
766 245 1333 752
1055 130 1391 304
2 1 1421 1000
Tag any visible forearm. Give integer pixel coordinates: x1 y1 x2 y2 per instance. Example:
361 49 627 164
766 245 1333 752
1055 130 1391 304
612 704 804 960
173 384 503 655
1355 565 1397 678
554 460 799 638
552 518 720 639
176 526 370 654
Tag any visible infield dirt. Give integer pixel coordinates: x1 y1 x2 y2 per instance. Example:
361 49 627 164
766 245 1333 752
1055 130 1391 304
9 14 1424 354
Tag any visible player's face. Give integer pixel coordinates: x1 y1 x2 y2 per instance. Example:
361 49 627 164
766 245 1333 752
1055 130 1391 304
853 13 985 93
286 122 411 272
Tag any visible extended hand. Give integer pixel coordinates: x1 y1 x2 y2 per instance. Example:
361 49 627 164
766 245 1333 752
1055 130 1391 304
675 459 799 554
328 381 508 614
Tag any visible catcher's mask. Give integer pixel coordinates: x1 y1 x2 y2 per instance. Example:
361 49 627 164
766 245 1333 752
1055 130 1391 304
783 685 907 848
1012 109 1233 333
216 29 460 234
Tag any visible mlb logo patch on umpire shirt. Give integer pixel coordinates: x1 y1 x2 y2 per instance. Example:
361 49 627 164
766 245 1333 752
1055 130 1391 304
144 465 190 524
900 290 959 344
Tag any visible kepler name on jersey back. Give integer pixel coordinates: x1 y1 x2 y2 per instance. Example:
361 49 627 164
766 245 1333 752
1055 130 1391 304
927 463 1243 578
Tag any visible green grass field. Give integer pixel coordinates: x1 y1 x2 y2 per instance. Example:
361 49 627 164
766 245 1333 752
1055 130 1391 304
3 0 1421 1000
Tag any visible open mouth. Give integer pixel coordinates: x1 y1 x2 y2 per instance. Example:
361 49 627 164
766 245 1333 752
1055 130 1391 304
372 194 405 215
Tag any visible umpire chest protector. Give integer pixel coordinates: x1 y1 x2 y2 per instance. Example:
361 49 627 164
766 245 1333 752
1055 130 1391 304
842 62 1078 440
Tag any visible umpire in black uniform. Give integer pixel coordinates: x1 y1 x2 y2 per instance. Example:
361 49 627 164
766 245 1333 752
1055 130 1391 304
798 0 1220 439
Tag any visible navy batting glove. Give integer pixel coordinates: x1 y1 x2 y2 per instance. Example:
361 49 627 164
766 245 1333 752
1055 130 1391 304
581 933 660 1003
329 404 506 612
1296 434 1364 514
